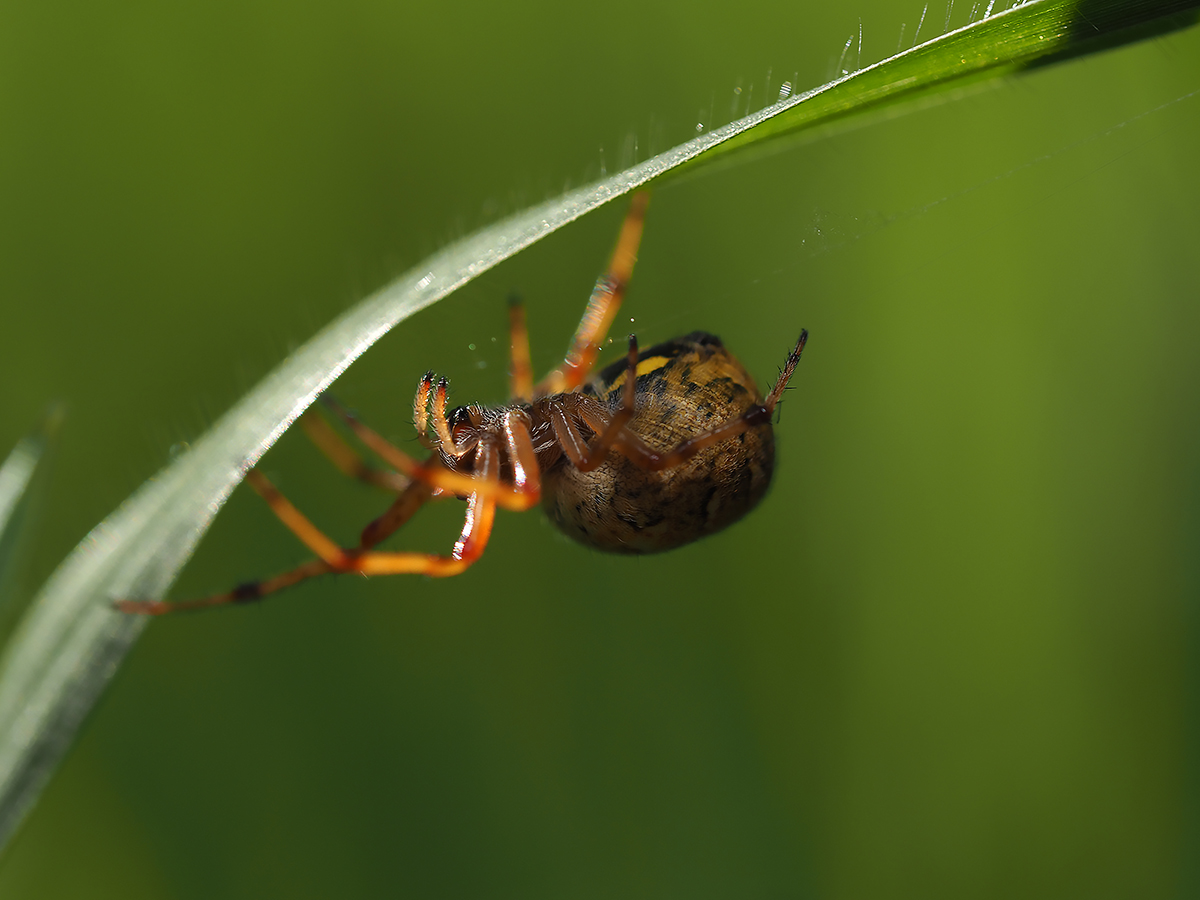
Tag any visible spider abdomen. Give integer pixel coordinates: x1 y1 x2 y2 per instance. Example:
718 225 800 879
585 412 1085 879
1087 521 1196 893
542 331 776 553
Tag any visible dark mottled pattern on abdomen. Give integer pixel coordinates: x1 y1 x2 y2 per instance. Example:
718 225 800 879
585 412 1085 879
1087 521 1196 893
542 332 776 554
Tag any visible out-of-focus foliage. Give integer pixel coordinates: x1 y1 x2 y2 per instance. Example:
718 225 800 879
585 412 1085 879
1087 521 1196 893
0 410 60 622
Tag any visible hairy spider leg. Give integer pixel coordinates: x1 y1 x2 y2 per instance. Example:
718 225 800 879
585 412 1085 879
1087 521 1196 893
507 294 534 402
547 335 641 472
357 478 438 550
300 399 463 549
116 400 460 612
763 328 808 413
241 447 503 577
113 470 350 614
428 378 476 457
412 373 439 451
535 191 649 396
306 396 519 551
320 371 547 548
566 330 809 474
350 440 501 577
414 372 469 455
113 559 340 615
500 409 541 496
115 443 506 614
299 409 410 492
324 396 542 510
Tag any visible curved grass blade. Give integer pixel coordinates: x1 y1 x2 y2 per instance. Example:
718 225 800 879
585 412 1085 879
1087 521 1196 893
0 409 63 623
0 446 43 614
0 0 1195 853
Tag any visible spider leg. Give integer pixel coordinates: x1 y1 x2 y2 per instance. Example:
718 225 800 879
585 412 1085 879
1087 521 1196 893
115 471 354 615
322 396 539 510
306 387 454 549
507 294 534 402
548 335 641 473
427 377 477 458
500 409 542 500
354 441 500 576
116 445 505 614
358 478 439 550
547 404 591 467
114 559 337 614
763 329 808 413
534 191 649 396
299 408 410 492
412 372 439 451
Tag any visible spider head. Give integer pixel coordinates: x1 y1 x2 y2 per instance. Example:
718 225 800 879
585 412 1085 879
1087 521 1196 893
446 404 482 433
442 405 486 454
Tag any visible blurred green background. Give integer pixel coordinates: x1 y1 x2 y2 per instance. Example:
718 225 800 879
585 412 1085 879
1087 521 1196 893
2 0 1198 896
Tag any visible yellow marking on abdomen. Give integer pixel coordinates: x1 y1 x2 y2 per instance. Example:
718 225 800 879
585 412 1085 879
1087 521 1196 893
601 355 672 396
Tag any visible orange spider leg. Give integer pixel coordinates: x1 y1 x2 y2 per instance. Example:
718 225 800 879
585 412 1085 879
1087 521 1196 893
114 559 337 615
299 409 409 492
535 191 649 396
547 335 641 473
343 440 502 577
117 445 505 614
358 478 438 550
412 373 438 451
427 377 475 457
501 409 541 500
547 404 590 467
323 397 539 511
508 295 534 402
115 471 352 615
241 470 351 565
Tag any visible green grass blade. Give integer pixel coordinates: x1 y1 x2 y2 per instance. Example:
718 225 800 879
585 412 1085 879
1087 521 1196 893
672 0 1200 174
0 410 62 620
0 0 1194 854
0 447 42 605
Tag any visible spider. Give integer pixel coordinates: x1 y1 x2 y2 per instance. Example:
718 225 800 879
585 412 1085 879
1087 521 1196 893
117 193 808 614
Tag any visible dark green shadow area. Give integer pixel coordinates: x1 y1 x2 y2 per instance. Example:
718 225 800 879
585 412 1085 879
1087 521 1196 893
1025 0 1200 70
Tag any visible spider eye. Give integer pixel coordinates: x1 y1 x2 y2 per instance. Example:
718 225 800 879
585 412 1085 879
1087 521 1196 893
448 406 475 439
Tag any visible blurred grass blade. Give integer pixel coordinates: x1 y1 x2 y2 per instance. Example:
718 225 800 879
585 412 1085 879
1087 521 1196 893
0 409 62 620
0 0 1195 853
0 444 42 606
